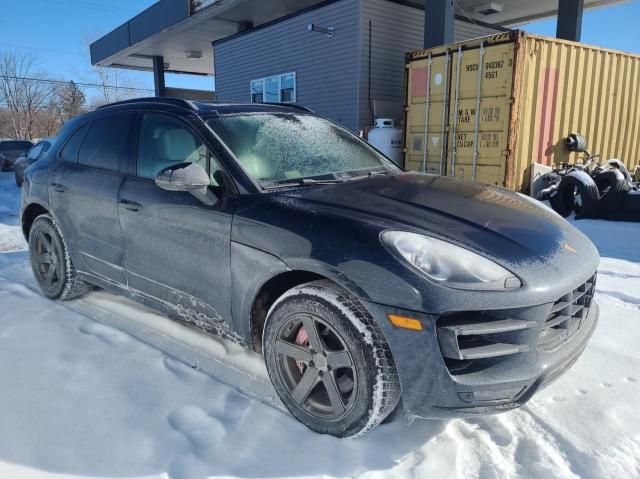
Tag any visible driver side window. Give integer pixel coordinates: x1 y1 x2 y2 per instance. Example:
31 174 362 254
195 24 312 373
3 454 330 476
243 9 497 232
137 113 214 182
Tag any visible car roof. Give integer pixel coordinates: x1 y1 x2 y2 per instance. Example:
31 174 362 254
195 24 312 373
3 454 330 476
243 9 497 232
0 139 32 145
96 97 313 116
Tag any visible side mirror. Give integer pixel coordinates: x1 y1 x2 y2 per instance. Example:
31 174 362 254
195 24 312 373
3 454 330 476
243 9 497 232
155 162 218 206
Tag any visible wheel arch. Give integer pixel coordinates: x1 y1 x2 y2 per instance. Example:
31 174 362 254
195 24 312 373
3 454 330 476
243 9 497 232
248 265 377 353
21 201 50 241
231 242 374 352
249 270 326 352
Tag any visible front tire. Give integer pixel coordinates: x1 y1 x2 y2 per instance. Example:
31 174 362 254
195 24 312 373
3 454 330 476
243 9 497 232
28 214 92 300
263 280 400 438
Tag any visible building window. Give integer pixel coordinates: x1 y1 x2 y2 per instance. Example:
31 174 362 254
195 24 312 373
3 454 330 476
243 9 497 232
250 79 263 103
280 73 295 102
250 72 296 103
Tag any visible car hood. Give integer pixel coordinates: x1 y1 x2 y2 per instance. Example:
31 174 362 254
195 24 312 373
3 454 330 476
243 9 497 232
280 172 599 281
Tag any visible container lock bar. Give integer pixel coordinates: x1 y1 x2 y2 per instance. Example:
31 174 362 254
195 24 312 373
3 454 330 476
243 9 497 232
439 52 450 177
450 46 463 177
421 54 432 173
472 41 485 182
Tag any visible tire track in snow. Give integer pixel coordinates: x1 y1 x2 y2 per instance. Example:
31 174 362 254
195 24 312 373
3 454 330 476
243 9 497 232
443 412 580 479
452 418 518 478
0 252 286 414
522 406 640 478
518 407 593 478
598 270 640 280
596 289 640 307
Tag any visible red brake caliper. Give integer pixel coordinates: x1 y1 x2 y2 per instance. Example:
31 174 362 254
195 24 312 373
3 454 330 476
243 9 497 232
294 325 310 374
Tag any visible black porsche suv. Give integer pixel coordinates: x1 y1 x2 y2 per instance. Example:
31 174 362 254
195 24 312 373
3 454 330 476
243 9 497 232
20 98 599 437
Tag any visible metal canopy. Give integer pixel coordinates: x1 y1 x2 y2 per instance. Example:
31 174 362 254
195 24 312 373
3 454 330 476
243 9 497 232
90 0 626 76
90 0 323 75
455 0 619 26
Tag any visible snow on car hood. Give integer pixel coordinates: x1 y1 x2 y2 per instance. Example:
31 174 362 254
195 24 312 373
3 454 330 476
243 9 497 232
283 172 599 281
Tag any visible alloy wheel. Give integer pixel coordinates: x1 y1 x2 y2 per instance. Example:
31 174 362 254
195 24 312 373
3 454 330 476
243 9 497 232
33 230 62 289
274 313 358 420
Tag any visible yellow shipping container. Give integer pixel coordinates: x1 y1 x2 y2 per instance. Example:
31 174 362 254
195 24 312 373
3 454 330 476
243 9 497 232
404 30 640 191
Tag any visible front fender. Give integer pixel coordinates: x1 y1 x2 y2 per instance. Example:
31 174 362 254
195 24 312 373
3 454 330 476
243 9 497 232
230 242 380 346
230 241 291 343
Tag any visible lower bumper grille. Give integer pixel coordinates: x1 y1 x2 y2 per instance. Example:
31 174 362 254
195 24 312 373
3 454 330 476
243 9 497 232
437 313 537 374
437 273 597 375
538 274 596 350
438 317 535 360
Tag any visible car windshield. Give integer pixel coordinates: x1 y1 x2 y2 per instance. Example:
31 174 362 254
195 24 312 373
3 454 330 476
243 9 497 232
206 113 400 187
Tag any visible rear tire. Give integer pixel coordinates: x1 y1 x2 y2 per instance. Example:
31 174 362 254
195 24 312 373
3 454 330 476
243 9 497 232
549 170 600 218
28 214 92 300
263 280 400 438
593 168 630 217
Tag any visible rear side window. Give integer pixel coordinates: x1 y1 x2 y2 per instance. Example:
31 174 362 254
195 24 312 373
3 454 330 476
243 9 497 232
59 124 89 163
78 115 133 172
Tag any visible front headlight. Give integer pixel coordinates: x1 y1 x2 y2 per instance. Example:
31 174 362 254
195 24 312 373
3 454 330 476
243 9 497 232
381 231 521 291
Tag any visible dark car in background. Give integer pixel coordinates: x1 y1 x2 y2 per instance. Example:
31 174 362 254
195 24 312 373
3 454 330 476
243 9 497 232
14 139 54 186
0 139 33 172
20 98 600 438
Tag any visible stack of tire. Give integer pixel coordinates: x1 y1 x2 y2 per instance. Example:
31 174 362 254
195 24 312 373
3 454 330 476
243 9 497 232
544 160 638 221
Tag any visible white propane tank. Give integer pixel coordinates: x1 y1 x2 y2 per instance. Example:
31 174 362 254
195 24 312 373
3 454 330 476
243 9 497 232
368 118 402 164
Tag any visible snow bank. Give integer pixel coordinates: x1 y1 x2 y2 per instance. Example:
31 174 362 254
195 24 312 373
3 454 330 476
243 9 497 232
0 173 26 253
0 171 639 479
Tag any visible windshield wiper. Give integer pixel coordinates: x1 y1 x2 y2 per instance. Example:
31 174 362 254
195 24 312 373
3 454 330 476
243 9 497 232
344 170 391 181
263 177 345 189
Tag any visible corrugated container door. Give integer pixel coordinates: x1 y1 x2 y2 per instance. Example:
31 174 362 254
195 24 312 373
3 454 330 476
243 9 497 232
513 35 640 190
405 52 451 174
447 42 515 186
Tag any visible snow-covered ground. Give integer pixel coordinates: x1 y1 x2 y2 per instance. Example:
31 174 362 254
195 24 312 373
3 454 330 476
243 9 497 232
0 170 639 479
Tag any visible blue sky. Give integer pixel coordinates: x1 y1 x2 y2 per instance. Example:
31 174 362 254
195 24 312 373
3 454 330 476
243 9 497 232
0 0 211 101
0 0 639 100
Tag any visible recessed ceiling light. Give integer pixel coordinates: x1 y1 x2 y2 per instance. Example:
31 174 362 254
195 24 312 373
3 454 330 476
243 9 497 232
475 2 503 15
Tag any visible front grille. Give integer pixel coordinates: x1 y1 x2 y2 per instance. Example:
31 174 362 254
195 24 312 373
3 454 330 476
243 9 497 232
537 274 597 350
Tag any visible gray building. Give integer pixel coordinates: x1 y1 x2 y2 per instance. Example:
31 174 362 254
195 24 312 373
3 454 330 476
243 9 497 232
213 0 501 131
91 0 610 132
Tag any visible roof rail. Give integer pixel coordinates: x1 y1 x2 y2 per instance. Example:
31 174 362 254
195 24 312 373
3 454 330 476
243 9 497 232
262 102 314 113
97 97 197 111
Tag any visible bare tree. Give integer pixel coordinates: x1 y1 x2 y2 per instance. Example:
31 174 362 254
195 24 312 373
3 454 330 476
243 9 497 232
58 80 86 119
82 33 144 106
34 95 64 138
0 109 13 139
0 50 58 139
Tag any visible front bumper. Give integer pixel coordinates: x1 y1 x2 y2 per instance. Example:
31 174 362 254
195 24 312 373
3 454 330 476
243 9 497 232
363 287 599 419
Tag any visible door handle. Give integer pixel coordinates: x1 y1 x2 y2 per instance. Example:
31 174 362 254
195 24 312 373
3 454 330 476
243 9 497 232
120 199 143 212
51 182 67 193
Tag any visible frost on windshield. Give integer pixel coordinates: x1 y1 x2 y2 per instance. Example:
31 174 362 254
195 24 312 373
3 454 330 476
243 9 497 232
208 114 396 183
